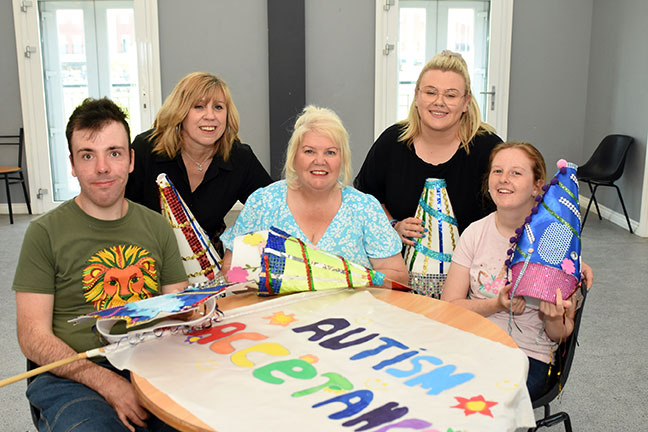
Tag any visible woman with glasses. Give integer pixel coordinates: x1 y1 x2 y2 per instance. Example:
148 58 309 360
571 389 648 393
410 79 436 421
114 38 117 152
354 50 502 295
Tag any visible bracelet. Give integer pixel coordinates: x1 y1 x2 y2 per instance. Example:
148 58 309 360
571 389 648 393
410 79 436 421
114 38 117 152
389 219 398 228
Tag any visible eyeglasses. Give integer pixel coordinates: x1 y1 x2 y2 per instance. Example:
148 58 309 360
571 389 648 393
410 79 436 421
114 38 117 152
418 87 466 106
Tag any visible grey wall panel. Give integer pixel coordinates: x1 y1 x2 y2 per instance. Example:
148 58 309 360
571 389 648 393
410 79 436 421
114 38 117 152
157 0 270 169
582 0 648 220
0 4 22 133
507 0 593 171
0 2 27 204
305 0 375 178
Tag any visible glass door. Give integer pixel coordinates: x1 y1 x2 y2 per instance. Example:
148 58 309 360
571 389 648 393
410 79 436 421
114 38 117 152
39 0 140 202
397 0 490 121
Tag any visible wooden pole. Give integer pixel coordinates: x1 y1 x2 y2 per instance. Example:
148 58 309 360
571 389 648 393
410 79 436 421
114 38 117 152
0 347 104 388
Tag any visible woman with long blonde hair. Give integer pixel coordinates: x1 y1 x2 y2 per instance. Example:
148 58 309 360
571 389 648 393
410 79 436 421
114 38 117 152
126 72 271 253
355 50 502 294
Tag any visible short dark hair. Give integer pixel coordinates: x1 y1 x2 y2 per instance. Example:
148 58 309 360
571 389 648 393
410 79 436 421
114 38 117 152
65 97 130 155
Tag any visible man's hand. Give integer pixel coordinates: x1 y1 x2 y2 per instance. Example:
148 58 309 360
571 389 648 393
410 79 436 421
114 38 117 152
16 292 150 431
98 371 149 432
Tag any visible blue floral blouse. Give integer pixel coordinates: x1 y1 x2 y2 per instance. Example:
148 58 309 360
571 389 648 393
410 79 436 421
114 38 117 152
220 180 401 267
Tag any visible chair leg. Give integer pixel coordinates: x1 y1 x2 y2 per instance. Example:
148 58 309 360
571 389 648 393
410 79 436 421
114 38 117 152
19 174 32 215
613 184 633 233
588 183 602 220
564 414 573 432
582 192 595 232
3 174 13 224
534 411 571 431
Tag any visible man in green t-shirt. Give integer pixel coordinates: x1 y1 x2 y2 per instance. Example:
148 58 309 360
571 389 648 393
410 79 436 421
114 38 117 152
13 98 188 432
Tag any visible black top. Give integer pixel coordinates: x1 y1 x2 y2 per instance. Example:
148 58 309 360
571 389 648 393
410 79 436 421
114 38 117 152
354 123 502 233
126 129 272 252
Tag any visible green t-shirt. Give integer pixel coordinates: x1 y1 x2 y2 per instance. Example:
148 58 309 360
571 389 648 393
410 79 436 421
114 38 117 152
12 199 187 353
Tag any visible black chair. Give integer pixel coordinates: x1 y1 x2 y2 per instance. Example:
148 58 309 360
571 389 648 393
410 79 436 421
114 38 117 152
0 128 32 224
528 283 589 432
578 134 633 233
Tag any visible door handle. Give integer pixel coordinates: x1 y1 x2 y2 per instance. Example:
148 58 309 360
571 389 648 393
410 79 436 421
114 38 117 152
479 86 496 110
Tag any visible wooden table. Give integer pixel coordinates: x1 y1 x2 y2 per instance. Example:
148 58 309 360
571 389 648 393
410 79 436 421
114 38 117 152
132 288 518 432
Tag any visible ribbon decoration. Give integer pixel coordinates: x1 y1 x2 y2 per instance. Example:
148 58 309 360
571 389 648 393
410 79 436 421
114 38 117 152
505 160 582 304
157 173 223 284
226 226 409 295
404 178 459 298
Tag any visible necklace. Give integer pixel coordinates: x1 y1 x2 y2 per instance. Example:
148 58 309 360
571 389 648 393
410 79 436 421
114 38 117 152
183 151 211 172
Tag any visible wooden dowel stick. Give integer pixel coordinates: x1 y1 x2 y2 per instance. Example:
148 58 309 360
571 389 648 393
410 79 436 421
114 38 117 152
0 347 104 389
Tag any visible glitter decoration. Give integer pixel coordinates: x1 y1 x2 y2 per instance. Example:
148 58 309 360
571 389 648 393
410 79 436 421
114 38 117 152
157 174 221 284
508 161 582 304
254 227 386 296
404 178 459 297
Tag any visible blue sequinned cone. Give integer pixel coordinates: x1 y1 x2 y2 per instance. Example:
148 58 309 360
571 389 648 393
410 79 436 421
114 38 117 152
506 160 582 303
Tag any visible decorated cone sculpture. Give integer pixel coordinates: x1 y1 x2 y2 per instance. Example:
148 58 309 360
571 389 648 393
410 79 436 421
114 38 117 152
506 160 581 304
69 279 247 342
404 178 459 298
226 226 390 295
157 174 222 284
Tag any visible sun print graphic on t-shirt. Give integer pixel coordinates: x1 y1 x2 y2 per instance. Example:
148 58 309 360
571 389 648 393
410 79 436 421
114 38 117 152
82 244 160 310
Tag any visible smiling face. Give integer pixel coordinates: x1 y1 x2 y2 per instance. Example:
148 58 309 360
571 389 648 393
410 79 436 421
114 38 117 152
488 148 544 213
70 121 133 219
293 131 341 192
414 69 470 134
181 89 228 150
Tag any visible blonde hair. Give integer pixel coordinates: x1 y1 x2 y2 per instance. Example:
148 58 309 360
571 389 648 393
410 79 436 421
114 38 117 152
150 72 240 160
399 50 495 153
283 106 352 188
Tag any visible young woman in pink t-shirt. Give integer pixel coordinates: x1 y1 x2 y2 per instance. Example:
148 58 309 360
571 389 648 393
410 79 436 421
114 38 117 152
441 142 591 400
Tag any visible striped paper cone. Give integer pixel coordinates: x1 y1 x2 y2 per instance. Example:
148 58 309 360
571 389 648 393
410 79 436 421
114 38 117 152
227 227 386 295
157 173 222 284
403 178 459 298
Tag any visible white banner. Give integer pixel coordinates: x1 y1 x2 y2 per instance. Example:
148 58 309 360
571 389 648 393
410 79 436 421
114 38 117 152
110 290 534 431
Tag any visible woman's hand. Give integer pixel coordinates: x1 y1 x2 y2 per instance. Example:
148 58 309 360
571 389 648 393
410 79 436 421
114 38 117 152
541 288 576 342
369 254 409 286
497 282 526 314
581 261 594 290
539 289 574 319
393 217 426 246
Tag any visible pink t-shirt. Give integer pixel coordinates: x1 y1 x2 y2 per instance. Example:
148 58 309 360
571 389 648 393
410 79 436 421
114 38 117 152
452 212 556 364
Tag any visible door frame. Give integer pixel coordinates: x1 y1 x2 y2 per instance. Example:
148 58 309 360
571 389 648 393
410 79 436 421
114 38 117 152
637 129 648 236
11 0 161 214
373 0 513 140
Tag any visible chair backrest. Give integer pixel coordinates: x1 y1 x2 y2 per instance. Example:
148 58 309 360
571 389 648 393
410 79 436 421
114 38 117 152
581 134 633 182
0 128 25 169
532 283 589 408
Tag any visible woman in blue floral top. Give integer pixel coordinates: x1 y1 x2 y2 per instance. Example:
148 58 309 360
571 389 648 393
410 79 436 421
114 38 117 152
220 106 408 286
